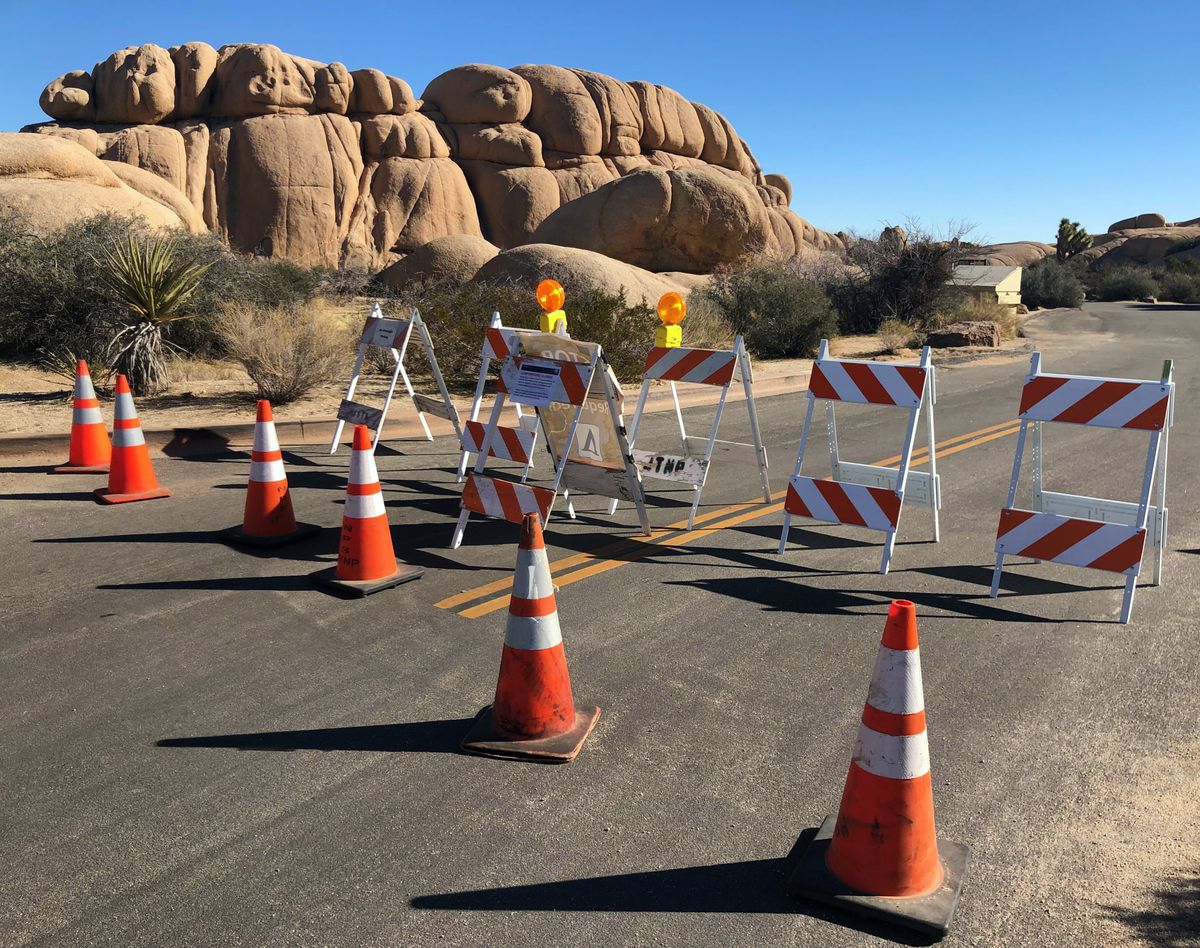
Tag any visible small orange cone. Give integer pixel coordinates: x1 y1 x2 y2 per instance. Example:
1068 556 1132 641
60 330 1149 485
312 424 423 596
788 600 968 937
461 512 599 763
93 375 171 504
221 400 318 547
52 359 111 474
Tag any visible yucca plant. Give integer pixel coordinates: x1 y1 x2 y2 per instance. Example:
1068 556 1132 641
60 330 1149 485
96 235 212 396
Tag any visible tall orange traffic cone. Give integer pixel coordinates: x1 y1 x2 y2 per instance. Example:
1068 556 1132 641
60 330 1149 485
311 424 423 596
221 400 318 547
52 359 111 474
788 600 968 937
461 512 599 763
93 375 171 504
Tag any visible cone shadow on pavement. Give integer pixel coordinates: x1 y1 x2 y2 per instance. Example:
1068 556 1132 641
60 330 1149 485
157 717 474 754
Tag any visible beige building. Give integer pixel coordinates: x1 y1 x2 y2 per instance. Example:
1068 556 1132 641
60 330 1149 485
949 265 1023 307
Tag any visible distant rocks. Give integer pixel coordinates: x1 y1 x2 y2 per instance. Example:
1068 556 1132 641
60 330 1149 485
926 321 1000 349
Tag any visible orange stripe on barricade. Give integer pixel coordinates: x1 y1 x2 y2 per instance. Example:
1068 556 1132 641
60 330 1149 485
815 480 866 527
1088 531 1146 573
1019 375 1071 414
1055 381 1136 425
1020 517 1104 561
843 361 893 405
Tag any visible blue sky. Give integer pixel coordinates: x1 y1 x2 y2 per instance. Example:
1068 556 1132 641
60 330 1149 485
2 0 1196 244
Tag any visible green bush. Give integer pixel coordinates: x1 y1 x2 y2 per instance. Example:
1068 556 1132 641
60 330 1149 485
1096 267 1161 301
1021 260 1085 309
699 260 838 359
1157 264 1200 303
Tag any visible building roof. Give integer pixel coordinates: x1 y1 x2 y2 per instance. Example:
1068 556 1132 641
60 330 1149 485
949 265 1022 287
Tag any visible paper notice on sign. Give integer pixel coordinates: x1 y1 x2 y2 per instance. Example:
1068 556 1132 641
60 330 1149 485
509 359 562 407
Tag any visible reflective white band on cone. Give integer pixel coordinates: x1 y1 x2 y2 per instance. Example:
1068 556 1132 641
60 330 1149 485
114 391 136 421
349 450 379 485
73 406 103 425
345 492 386 519
253 422 281 454
250 459 286 483
851 725 931 780
866 646 925 715
112 426 145 448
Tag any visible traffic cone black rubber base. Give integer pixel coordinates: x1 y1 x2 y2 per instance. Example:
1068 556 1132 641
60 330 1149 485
310 562 424 598
460 704 600 764
51 463 110 475
93 486 172 505
787 815 969 939
219 522 320 549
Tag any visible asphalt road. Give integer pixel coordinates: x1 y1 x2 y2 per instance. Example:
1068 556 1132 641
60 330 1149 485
2 302 1197 947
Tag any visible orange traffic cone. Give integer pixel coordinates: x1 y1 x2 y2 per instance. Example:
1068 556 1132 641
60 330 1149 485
52 359 111 474
461 512 599 763
221 400 318 547
788 600 968 937
93 375 171 504
312 424 423 596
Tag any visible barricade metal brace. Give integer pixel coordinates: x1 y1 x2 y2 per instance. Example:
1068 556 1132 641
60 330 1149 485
329 303 460 453
622 335 770 528
451 333 649 549
990 352 1174 624
779 339 939 574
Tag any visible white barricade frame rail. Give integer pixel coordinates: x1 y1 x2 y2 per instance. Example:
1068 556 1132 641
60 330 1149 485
621 335 770 529
451 333 650 549
779 339 939 574
455 312 542 483
330 303 461 454
990 352 1174 624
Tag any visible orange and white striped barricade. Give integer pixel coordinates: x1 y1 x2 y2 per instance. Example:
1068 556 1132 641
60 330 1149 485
455 312 541 483
329 304 461 453
779 339 939 574
623 334 770 528
451 332 650 548
990 353 1174 623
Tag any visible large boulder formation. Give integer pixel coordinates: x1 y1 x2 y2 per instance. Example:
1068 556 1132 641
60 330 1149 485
0 132 189 234
376 233 499 288
967 241 1055 268
22 43 841 276
1108 212 1167 233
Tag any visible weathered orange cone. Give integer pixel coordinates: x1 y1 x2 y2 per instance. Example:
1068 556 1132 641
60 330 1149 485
93 375 171 504
221 400 318 547
461 512 599 763
788 600 968 937
52 359 111 474
312 424 423 596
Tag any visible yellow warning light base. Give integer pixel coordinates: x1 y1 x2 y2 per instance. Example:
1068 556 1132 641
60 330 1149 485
541 309 567 334
655 324 683 348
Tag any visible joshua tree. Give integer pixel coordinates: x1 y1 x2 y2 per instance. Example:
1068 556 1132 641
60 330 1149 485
97 235 211 396
1056 218 1092 262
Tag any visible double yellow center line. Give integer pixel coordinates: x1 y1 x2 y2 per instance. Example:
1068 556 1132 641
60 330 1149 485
436 417 1022 619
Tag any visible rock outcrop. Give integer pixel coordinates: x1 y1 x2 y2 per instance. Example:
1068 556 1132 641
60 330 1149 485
23 43 841 274
0 132 189 234
376 234 499 288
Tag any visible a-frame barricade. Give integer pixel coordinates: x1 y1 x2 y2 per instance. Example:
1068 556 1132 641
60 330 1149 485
990 352 1174 624
330 303 460 453
779 339 939 574
451 333 650 549
623 335 770 528
455 313 540 483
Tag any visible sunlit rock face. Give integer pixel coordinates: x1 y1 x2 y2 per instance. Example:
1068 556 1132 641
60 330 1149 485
25 43 842 271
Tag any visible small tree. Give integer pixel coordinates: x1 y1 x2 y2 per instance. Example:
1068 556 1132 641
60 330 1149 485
96 235 211 396
1055 218 1092 262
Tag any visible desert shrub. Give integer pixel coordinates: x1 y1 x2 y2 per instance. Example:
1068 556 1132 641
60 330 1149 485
877 318 919 353
385 278 681 386
1096 267 1161 301
1021 260 1085 310
699 259 838 359
217 300 353 404
1157 266 1200 303
935 296 1023 339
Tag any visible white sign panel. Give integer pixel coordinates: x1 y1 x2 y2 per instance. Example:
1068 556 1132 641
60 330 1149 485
509 359 562 407
632 449 708 486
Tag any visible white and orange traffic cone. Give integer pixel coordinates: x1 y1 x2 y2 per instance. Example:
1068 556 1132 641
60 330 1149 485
788 600 968 937
460 511 599 763
222 400 318 547
93 374 171 504
312 424 423 596
52 359 111 474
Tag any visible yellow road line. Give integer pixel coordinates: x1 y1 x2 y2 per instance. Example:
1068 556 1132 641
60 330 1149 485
447 418 1024 618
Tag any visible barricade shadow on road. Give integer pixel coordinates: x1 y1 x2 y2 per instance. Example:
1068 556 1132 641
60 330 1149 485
0 490 100 502
98 574 322 593
665 575 1059 623
1103 870 1199 948
408 829 937 945
156 717 473 754
914 563 1126 597
0 463 60 475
